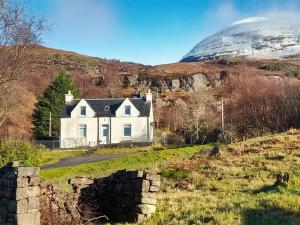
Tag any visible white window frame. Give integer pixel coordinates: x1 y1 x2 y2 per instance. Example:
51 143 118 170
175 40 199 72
79 124 87 138
80 106 87 116
124 105 131 116
123 124 132 139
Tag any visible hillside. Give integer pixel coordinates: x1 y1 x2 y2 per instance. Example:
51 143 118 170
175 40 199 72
38 129 300 225
151 129 300 225
2 45 300 139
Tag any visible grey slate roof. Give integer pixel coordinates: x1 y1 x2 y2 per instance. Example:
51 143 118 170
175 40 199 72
61 98 151 118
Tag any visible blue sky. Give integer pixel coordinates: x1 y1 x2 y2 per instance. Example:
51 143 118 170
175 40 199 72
23 0 300 65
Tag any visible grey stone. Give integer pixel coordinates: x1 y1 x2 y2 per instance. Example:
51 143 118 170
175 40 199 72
28 197 39 212
16 186 40 200
150 180 161 187
137 213 146 223
136 197 157 205
137 204 156 214
16 211 40 225
17 178 29 188
16 167 40 177
145 173 160 181
68 177 93 185
28 177 40 186
149 186 160 192
136 179 150 192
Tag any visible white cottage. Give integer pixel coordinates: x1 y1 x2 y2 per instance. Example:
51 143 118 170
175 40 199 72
60 90 153 148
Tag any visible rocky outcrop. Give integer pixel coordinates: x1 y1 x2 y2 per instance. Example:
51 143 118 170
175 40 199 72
122 73 218 92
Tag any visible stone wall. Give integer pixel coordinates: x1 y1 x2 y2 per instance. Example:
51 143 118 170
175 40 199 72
0 161 40 225
71 170 161 223
0 164 160 225
40 182 80 224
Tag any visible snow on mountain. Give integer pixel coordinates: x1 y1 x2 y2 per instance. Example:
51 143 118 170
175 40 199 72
181 17 300 62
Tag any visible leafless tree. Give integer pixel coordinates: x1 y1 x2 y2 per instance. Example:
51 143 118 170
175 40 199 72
0 0 46 127
178 92 218 144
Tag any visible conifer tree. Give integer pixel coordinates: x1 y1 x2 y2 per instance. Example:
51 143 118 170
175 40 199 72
32 71 79 138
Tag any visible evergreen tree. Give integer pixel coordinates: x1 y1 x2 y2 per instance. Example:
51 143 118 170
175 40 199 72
32 71 79 138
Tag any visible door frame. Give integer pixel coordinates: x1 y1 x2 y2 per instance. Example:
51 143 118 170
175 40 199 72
101 124 110 144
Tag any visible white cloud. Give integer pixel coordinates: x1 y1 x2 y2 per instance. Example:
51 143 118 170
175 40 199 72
52 0 117 37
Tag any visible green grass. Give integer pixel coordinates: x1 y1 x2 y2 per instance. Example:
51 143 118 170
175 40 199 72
94 146 152 155
38 150 85 166
40 130 300 225
136 129 300 225
40 145 208 188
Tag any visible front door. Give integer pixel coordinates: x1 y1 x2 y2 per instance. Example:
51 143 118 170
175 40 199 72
101 124 109 144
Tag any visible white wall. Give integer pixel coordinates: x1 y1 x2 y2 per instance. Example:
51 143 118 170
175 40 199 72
61 99 98 148
71 99 95 118
60 117 98 148
110 117 149 143
115 98 140 117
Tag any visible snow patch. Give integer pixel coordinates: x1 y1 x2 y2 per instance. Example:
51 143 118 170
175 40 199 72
231 17 268 26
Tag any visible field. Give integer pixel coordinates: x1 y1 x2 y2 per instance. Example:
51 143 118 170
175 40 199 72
142 129 300 225
39 130 300 224
40 145 208 189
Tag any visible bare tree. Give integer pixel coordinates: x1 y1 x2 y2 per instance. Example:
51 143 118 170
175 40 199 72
0 0 46 127
178 92 218 144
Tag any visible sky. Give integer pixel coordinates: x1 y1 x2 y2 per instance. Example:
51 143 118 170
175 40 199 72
22 0 300 65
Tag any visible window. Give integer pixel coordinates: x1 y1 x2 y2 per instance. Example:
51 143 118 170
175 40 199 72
125 105 131 115
79 124 87 138
80 106 86 116
123 124 131 138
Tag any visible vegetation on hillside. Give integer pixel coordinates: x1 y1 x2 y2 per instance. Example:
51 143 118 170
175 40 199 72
40 145 209 189
32 70 79 138
0 0 46 134
0 140 43 167
38 130 300 225
140 130 300 225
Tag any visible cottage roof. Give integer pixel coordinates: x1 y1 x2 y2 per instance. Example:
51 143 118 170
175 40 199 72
61 98 151 118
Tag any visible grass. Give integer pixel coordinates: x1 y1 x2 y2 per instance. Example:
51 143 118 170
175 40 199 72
38 144 166 166
38 150 85 166
94 146 154 155
40 145 208 189
136 129 300 225
40 130 300 224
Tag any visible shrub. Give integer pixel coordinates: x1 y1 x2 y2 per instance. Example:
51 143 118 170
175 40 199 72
285 68 300 78
0 140 44 167
259 63 286 71
161 168 190 181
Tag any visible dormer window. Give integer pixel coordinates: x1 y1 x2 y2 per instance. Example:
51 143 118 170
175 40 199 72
80 106 86 116
125 105 131 115
104 105 110 111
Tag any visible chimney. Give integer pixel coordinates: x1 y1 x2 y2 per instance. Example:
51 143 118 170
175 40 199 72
65 90 73 104
145 89 152 102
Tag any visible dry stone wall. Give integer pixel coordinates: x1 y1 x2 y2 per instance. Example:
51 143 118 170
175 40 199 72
0 161 40 225
0 162 160 225
71 169 161 223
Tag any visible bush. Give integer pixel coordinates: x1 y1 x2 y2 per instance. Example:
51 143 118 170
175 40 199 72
285 68 300 78
0 140 44 167
259 63 286 71
161 168 190 181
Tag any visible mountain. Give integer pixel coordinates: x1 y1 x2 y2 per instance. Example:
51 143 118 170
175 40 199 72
181 17 300 62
